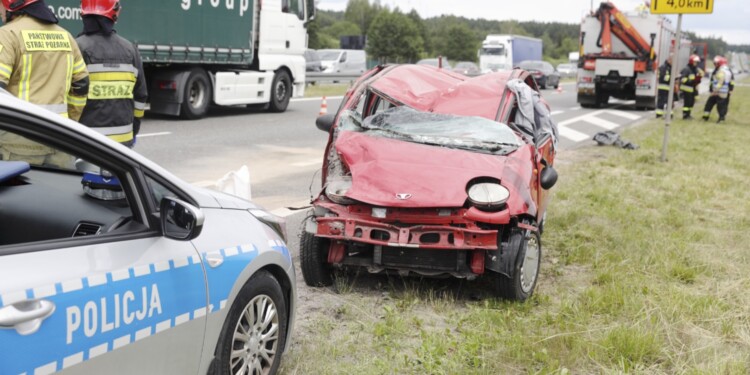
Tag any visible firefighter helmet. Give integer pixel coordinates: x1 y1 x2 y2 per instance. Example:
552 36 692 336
80 0 121 21
2 0 41 12
713 55 727 67
689 54 701 65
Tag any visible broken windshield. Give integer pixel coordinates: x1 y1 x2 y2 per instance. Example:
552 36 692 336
338 106 522 154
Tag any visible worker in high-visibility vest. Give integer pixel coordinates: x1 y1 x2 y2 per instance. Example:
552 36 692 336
702 56 732 123
76 0 147 148
678 54 702 120
655 56 672 119
0 0 89 168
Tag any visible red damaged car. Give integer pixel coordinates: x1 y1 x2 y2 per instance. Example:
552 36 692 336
301 64 559 300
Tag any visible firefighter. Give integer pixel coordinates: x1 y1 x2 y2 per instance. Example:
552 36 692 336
0 0 89 167
702 56 732 123
678 54 702 120
655 55 672 119
75 0 147 200
76 0 147 148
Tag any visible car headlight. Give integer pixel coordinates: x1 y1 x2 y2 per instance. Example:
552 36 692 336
249 209 287 242
325 176 356 205
467 182 510 211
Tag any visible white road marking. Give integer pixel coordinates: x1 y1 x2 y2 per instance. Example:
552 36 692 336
138 132 171 138
570 106 581 111
606 109 641 120
557 126 590 142
291 96 345 102
581 116 620 130
550 110 565 116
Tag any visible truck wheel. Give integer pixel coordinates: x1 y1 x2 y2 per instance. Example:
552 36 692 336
493 229 541 301
269 70 291 113
212 270 287 375
300 226 333 287
181 68 212 119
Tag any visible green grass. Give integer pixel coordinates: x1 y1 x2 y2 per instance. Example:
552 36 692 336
304 83 351 98
280 85 750 374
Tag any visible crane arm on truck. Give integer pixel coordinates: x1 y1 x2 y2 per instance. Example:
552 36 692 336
590 1 657 72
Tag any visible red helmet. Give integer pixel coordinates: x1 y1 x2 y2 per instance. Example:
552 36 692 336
713 55 727 67
81 0 121 21
689 54 701 65
2 0 41 12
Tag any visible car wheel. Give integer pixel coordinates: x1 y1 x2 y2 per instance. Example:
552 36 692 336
181 68 212 119
300 226 334 287
213 270 288 375
268 70 292 113
494 229 541 301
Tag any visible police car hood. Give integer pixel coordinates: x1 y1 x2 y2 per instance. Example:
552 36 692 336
200 188 260 210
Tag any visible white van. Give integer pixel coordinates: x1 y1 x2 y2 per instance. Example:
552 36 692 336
318 49 367 74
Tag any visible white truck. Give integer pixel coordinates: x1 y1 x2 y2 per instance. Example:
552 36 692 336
52 0 315 118
577 2 690 109
478 35 543 73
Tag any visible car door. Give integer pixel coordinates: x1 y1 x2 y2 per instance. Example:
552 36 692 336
0 112 208 374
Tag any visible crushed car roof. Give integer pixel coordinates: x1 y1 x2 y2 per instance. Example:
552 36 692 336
368 65 514 120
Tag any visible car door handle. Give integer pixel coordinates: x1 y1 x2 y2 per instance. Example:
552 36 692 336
0 299 56 336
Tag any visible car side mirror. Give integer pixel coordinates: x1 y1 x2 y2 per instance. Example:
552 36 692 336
160 197 204 241
540 166 558 190
316 113 336 133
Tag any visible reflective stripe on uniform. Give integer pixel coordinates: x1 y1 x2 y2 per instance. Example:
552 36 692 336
680 85 694 93
134 101 146 117
0 63 11 80
658 84 671 91
92 124 135 143
67 95 87 107
37 103 69 114
72 59 86 75
19 54 32 101
86 63 139 75
90 72 136 82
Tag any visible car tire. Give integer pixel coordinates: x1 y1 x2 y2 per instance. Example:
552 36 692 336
181 68 212 119
268 70 292 113
212 270 288 375
494 229 541 301
300 226 334 287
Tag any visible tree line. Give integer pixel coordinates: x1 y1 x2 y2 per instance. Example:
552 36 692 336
308 0 746 65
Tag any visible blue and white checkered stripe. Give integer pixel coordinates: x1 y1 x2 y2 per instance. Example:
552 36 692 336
0 240 289 375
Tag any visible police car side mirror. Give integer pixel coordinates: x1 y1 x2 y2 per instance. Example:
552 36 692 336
160 197 204 241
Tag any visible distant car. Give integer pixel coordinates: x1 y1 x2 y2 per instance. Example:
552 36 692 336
318 49 367 74
302 65 559 301
0 90 295 374
556 63 577 78
305 49 323 72
452 61 481 76
519 60 560 89
417 58 453 70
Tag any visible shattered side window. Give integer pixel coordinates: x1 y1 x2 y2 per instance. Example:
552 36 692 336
339 106 521 154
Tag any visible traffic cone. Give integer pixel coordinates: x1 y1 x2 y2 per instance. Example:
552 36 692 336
319 96 328 116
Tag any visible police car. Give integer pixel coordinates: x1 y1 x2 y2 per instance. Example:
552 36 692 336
0 90 295 375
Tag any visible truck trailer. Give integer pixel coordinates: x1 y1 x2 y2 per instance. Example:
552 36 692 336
478 35 542 73
43 0 315 118
577 2 690 109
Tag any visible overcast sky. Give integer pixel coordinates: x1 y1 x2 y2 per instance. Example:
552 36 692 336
317 0 750 44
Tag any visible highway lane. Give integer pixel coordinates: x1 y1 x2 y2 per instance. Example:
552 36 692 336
135 81 652 214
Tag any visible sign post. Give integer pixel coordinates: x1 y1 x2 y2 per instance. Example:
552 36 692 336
650 0 714 162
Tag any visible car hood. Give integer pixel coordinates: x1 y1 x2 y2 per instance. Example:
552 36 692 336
333 131 534 210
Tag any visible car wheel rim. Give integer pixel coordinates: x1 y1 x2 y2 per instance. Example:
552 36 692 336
275 80 287 103
229 294 280 375
189 80 206 108
520 235 540 294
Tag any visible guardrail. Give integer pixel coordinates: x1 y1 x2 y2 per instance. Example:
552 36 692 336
306 72 363 84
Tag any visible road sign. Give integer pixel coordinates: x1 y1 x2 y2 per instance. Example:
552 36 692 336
651 0 713 14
